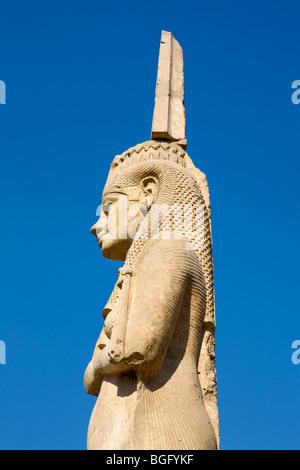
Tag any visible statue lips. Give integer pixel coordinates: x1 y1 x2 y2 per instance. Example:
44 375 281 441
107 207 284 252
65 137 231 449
97 232 109 247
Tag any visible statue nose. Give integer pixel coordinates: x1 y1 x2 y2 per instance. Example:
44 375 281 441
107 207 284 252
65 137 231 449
90 223 97 236
91 215 106 237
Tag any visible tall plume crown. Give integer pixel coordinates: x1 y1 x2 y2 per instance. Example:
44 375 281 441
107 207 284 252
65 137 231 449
151 31 186 143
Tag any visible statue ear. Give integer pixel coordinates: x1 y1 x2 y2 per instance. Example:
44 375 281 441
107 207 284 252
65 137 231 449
140 176 159 209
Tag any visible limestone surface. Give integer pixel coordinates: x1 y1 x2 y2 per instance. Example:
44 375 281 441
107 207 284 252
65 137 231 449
151 31 185 142
84 32 219 451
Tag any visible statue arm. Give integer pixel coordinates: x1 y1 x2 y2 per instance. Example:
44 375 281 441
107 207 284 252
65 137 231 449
84 241 194 394
113 241 191 376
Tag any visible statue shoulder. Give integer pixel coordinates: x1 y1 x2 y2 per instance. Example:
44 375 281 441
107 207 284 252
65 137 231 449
135 238 200 274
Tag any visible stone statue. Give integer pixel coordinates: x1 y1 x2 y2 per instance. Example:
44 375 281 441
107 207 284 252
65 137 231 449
84 31 219 450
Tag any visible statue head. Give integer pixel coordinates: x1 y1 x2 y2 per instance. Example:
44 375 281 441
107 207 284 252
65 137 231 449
90 172 159 261
91 140 192 260
91 140 210 263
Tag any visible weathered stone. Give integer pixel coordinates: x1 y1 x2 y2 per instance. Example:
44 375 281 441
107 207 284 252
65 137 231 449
151 31 185 142
84 31 219 451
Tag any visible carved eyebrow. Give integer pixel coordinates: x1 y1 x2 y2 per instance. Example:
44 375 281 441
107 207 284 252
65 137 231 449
102 195 117 202
102 191 128 203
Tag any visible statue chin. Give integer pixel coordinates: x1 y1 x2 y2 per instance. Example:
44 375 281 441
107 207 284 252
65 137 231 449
101 238 132 261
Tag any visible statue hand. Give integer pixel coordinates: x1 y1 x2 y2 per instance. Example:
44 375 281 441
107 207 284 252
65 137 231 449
84 357 102 396
84 347 132 396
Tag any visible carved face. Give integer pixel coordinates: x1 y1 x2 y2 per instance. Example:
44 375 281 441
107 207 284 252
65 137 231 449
91 176 159 261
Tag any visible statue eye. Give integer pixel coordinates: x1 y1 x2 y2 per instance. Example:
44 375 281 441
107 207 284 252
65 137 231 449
102 202 111 216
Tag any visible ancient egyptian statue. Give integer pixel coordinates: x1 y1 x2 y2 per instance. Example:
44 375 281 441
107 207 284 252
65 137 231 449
84 31 219 450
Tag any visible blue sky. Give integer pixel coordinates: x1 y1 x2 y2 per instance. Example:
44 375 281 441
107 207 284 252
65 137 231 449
0 0 299 450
